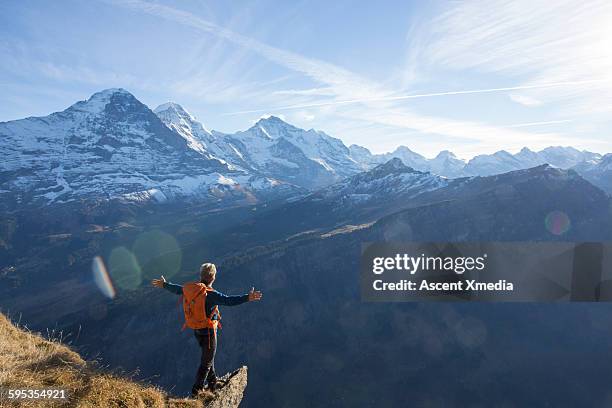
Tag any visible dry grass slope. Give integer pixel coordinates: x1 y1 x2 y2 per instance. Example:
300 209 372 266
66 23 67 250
0 313 204 407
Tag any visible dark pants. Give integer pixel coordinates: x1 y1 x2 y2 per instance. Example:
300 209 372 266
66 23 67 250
191 328 217 394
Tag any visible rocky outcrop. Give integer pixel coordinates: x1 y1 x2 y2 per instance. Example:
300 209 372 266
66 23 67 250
205 367 248 408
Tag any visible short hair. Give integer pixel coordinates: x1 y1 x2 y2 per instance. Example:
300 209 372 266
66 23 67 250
199 263 217 285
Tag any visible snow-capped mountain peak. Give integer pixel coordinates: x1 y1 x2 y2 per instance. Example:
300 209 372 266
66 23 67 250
249 116 300 140
255 115 292 127
155 101 198 123
435 150 456 159
222 115 362 189
67 88 135 115
155 101 188 114
154 102 212 154
348 144 375 169
367 157 412 175
370 146 430 173
319 158 448 205
571 153 612 194
429 150 466 178
600 154 612 169
539 146 600 168
0 90 242 206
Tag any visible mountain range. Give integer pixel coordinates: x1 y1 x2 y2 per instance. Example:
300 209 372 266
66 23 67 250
1 88 610 210
353 143 604 180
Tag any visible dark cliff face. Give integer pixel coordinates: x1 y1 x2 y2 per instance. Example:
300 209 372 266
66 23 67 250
2 165 612 407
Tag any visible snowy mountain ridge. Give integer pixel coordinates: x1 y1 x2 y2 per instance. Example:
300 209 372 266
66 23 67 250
0 89 301 207
351 144 601 177
318 158 449 205
155 105 363 190
1 88 609 208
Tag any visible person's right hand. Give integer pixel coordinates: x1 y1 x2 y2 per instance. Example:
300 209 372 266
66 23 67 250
248 287 263 302
152 275 166 288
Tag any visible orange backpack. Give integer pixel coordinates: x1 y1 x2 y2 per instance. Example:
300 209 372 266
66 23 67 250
181 282 221 330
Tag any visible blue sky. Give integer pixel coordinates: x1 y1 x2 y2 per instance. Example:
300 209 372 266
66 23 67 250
1 0 611 158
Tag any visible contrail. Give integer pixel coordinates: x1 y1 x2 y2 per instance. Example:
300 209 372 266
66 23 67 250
223 79 608 115
507 119 573 128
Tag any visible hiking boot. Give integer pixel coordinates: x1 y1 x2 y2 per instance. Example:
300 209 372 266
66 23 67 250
190 386 204 398
207 379 227 392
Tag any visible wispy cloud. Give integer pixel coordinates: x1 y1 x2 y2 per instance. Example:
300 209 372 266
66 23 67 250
418 0 612 116
272 87 337 97
0 40 163 91
91 0 612 157
224 79 606 115
105 0 387 101
507 120 573 128
508 93 543 107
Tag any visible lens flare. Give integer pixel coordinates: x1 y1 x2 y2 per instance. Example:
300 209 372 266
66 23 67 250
132 230 182 280
108 247 142 290
92 256 116 299
545 211 571 236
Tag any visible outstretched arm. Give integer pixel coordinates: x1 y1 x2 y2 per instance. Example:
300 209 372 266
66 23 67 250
152 275 183 295
208 287 263 306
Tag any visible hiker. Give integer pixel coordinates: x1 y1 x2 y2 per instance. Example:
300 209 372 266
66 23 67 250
152 263 262 397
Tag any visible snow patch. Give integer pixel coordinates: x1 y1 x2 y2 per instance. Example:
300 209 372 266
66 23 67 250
121 188 168 203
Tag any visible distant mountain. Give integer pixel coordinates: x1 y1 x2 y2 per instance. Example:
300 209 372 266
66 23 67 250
539 146 601 168
463 150 525 176
375 146 431 171
214 158 448 249
347 145 466 177
377 164 611 241
573 154 612 194
227 116 362 189
153 102 215 157
348 144 431 173
459 147 611 194
463 147 601 177
317 157 446 206
348 144 377 169
347 144 604 182
358 145 602 179
428 150 466 178
154 102 247 170
0 90 301 208
155 104 364 190
228 162 608 254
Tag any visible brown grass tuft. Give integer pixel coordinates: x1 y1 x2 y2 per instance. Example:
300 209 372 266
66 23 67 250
0 313 204 407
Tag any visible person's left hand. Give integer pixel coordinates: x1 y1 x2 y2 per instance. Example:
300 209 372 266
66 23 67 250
248 287 263 301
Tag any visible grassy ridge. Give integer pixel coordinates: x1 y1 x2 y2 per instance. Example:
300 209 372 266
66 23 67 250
0 312 204 407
